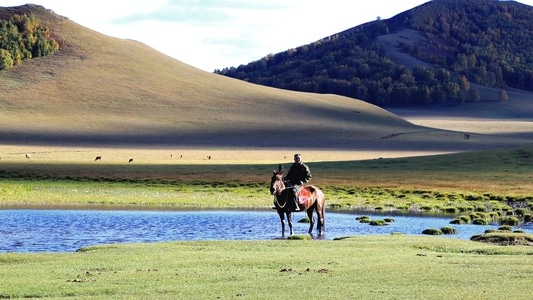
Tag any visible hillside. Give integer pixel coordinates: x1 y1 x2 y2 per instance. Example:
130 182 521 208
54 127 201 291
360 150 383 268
0 4 530 153
216 0 533 108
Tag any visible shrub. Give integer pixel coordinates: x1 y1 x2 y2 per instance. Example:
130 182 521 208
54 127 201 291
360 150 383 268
459 215 471 223
470 212 492 221
369 220 388 226
514 208 527 217
0 49 14 69
472 218 489 225
357 216 371 223
497 225 512 231
441 226 457 234
489 212 500 220
422 228 443 235
524 214 532 223
501 205 513 212
458 206 474 212
465 194 482 201
500 217 519 226
443 207 459 213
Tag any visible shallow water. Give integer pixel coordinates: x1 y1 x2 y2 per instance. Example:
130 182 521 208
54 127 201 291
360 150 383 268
1 209 531 253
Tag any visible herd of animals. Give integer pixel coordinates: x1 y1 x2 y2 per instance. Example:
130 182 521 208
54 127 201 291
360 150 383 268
10 153 211 163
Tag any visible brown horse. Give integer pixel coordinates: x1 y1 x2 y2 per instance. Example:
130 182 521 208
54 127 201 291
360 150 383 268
269 166 325 236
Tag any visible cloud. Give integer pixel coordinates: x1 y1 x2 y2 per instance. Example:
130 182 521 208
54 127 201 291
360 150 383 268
112 0 291 26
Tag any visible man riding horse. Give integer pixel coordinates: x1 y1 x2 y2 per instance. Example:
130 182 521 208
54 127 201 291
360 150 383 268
283 154 312 211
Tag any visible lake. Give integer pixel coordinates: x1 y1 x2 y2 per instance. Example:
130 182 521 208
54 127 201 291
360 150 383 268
1 209 531 252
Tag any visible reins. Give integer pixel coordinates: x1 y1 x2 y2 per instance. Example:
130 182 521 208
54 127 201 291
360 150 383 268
272 177 290 209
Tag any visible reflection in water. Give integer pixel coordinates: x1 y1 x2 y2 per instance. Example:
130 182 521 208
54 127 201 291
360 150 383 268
0 209 530 253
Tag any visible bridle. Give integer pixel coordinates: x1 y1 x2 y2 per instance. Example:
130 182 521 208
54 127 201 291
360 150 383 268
271 173 291 209
270 173 285 196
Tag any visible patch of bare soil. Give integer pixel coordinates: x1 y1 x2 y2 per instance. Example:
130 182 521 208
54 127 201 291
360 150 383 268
375 28 433 68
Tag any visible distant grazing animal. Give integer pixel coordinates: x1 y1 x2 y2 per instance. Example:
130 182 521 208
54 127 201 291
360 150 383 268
25 153 31 159
270 165 325 236
95 156 102 161
464 134 470 140
207 155 211 160
128 158 133 163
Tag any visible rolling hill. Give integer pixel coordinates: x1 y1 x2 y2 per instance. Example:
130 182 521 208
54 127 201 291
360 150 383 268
0 4 530 153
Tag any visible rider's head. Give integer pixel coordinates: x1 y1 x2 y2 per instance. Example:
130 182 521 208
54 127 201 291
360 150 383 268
293 154 302 164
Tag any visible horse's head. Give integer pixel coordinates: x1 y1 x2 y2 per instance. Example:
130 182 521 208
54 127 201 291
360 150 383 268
270 164 285 195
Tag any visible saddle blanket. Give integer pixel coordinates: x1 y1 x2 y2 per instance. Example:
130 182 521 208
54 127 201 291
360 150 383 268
298 188 311 206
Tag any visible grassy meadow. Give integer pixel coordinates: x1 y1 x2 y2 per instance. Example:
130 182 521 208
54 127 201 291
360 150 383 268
1 145 531 211
2 145 531 298
1 235 532 299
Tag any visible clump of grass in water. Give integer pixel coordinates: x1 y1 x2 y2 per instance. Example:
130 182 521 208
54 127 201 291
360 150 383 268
369 219 388 226
287 235 311 240
356 216 371 223
422 228 443 235
441 226 457 234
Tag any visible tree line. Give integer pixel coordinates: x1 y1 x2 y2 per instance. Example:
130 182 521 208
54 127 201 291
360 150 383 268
215 0 532 106
0 13 59 70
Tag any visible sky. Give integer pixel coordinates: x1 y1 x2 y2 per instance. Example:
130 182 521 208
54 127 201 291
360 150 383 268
3 1 533 72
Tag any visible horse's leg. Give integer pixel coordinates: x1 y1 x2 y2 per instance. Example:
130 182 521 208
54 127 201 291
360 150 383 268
307 207 315 234
278 210 286 237
286 212 294 235
317 199 325 236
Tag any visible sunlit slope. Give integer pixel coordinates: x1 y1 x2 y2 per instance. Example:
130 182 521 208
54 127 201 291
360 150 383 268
1 5 527 151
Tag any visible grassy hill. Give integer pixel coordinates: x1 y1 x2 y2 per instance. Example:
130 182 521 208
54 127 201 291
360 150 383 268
0 4 530 152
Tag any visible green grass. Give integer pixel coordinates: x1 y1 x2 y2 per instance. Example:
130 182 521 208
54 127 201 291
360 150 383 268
1 147 531 212
1 236 531 299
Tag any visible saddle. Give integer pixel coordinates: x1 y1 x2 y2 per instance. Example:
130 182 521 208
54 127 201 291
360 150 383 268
297 187 312 206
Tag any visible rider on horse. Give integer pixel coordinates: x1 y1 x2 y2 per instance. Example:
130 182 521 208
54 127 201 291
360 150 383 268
284 154 312 211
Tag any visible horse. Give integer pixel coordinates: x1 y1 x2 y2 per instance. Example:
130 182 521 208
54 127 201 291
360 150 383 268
269 165 325 237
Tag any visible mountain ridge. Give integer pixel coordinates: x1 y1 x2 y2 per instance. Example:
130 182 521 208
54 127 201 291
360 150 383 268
216 0 533 107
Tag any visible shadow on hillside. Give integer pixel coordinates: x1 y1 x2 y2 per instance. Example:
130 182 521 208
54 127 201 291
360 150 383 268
2 128 531 152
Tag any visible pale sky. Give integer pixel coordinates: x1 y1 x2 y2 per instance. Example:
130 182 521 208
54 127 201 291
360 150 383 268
3 1 533 72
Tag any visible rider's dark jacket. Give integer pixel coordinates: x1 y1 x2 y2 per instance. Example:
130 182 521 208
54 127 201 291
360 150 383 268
285 162 312 186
